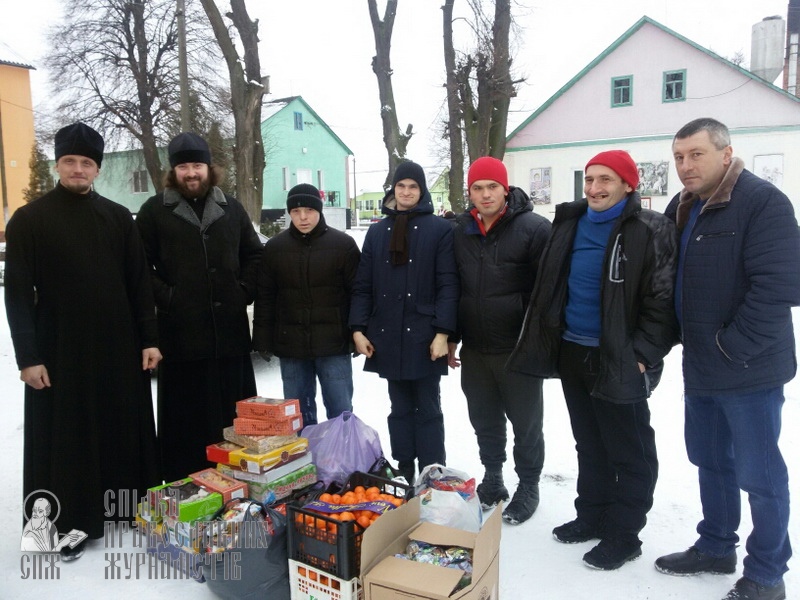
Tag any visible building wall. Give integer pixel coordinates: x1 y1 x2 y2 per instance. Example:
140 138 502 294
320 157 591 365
0 64 35 229
91 148 166 214
262 98 350 211
505 127 800 220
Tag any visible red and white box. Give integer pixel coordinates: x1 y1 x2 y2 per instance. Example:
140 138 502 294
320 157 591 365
233 414 303 436
236 396 301 420
188 468 248 503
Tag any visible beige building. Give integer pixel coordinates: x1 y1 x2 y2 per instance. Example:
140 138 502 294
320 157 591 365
0 58 35 236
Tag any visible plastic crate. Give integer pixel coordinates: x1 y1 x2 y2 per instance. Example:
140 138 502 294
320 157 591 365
289 559 361 600
287 472 412 580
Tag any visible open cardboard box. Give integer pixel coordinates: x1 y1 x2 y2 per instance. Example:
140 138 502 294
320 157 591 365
360 496 502 600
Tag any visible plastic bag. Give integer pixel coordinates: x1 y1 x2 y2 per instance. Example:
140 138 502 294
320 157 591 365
303 411 383 486
419 488 482 533
204 498 290 600
415 464 477 500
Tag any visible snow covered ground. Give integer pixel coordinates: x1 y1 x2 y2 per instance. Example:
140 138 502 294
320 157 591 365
0 228 797 599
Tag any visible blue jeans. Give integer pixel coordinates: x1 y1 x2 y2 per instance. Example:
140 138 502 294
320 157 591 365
279 355 353 427
685 387 791 587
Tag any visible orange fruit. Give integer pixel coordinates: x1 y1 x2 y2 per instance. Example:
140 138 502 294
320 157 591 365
319 493 333 503
356 515 371 529
331 494 342 504
339 511 355 521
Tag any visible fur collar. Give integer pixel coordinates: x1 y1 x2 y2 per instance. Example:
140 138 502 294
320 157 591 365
676 157 744 229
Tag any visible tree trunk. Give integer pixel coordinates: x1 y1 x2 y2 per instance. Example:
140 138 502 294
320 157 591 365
367 0 412 189
198 0 266 223
488 0 512 158
442 0 466 213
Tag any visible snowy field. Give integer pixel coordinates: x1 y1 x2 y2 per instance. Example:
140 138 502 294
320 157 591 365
0 227 797 599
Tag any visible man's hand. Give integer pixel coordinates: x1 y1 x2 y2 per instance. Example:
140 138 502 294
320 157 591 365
353 331 375 358
447 342 461 369
142 347 162 371
430 333 449 361
21 365 51 389
638 362 646 373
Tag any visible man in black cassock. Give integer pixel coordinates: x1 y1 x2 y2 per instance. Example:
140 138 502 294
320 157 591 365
136 133 262 482
4 123 162 561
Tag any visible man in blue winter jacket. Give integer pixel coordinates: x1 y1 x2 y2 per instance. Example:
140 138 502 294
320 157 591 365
349 161 459 485
655 118 800 600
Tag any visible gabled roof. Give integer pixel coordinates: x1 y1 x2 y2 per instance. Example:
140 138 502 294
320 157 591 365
0 58 35 70
262 95 353 155
507 15 800 142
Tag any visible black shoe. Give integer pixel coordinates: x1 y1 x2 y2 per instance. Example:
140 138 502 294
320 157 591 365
721 577 786 600
398 461 415 486
60 540 87 562
476 472 509 510
501 483 539 525
583 537 642 570
553 518 600 544
655 546 737 576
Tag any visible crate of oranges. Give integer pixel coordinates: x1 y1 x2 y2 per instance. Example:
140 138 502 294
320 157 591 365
287 471 413 580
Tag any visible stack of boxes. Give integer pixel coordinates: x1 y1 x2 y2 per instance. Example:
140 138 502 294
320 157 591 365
207 396 317 504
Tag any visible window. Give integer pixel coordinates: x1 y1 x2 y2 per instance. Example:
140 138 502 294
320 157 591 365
573 170 584 202
317 170 325 190
611 76 633 107
282 167 290 191
293 111 303 130
663 70 686 102
132 170 149 193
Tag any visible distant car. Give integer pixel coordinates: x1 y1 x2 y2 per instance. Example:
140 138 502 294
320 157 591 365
369 216 383 222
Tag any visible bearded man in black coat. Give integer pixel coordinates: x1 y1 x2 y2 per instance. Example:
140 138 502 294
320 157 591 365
136 133 263 482
5 123 162 561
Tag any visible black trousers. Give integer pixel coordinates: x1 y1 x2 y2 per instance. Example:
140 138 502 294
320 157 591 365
461 346 545 485
558 340 658 541
386 374 445 470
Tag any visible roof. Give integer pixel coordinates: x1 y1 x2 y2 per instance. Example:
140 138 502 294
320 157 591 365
262 95 354 155
506 15 800 142
0 58 35 70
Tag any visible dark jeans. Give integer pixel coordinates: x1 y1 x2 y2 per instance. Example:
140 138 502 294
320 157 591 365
460 346 544 484
685 387 791 587
386 374 445 470
558 340 658 541
279 354 353 427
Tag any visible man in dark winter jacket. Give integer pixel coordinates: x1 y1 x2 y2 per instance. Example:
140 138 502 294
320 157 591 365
509 150 678 570
349 161 459 485
253 183 360 426
447 157 550 525
655 118 800 600
136 132 263 482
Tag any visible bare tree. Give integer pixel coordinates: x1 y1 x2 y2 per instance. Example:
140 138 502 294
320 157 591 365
442 0 466 212
198 0 267 223
368 0 413 189
444 0 521 165
46 0 222 192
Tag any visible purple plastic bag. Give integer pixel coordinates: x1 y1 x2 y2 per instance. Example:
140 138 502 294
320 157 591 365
302 411 383 486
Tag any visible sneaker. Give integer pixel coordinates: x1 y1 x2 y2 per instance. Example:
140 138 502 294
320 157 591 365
583 537 642 570
721 577 786 600
553 518 600 544
60 540 87 562
655 546 737 576
501 483 539 525
476 472 509 510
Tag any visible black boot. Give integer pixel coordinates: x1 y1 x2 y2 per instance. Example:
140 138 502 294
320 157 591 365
502 482 539 525
398 461 415 486
476 470 510 510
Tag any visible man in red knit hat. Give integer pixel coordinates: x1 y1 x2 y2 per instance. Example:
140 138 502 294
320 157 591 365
509 150 679 568
448 156 550 525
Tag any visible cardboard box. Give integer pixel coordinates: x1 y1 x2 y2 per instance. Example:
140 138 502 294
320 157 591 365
236 396 301 419
217 451 313 484
360 497 502 600
160 481 223 522
189 468 248 503
205 441 243 465
228 436 309 473
222 426 298 454
233 415 303 436
218 462 317 503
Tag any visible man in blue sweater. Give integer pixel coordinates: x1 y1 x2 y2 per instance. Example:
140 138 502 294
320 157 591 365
509 150 678 570
655 118 800 600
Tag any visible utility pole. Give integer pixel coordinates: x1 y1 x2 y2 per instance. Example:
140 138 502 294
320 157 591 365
177 0 191 131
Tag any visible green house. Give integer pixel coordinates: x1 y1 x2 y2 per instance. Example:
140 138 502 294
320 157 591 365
81 95 353 218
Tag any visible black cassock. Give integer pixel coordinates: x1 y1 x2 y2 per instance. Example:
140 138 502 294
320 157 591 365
5 183 161 538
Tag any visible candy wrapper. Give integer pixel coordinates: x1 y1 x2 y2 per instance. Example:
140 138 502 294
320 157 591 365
395 540 473 590
416 464 477 501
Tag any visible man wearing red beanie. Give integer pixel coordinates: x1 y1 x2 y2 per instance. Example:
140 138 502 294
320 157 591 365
449 156 550 525
509 150 679 569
